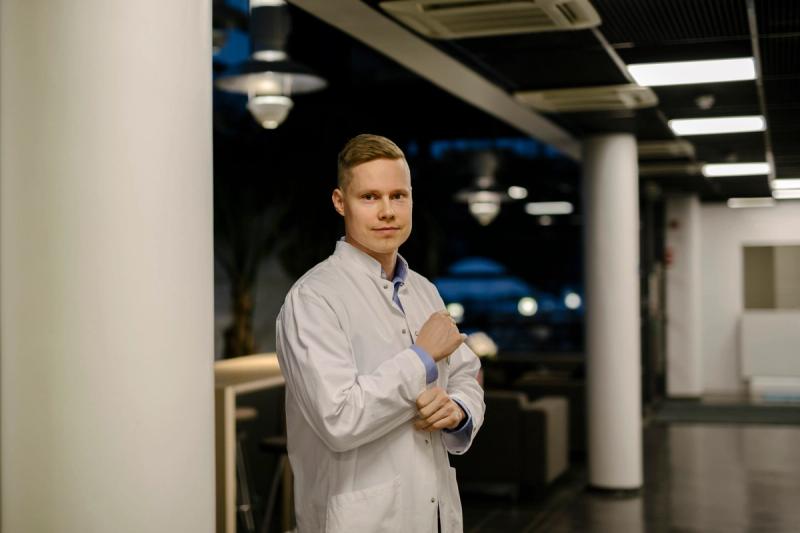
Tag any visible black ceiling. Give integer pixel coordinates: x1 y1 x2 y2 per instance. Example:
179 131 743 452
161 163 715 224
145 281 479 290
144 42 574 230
210 0 800 291
211 0 798 290
214 0 800 202
356 0 800 201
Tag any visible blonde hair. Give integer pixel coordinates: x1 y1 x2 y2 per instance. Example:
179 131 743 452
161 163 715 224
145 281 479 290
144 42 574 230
337 134 406 190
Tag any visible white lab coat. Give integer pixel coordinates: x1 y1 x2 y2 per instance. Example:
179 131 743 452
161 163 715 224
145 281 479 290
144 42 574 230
276 240 485 533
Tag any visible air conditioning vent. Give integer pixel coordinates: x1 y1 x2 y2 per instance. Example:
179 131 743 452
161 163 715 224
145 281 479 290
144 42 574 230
514 84 658 113
555 2 577 23
380 0 601 39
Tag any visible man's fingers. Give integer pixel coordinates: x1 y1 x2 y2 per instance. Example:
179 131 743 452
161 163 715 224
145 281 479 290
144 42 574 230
422 400 462 427
414 403 461 432
424 405 451 426
414 418 435 432
430 414 458 430
416 386 446 410
418 393 447 418
415 388 437 409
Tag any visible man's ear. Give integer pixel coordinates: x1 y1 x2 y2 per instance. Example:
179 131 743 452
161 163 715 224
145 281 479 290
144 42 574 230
332 188 346 217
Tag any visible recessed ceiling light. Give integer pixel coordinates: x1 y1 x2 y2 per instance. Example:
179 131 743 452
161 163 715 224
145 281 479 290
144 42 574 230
702 162 770 177
726 197 775 208
525 201 573 215
772 179 800 190
668 116 765 136
507 186 528 200
773 189 800 200
628 57 756 87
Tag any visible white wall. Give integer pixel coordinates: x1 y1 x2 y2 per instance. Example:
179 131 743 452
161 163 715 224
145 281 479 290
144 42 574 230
700 202 800 394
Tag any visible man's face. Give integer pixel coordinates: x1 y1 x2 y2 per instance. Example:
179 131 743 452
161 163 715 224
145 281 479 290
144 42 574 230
332 157 413 258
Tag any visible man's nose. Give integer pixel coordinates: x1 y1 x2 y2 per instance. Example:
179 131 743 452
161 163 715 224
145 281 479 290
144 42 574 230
378 198 395 219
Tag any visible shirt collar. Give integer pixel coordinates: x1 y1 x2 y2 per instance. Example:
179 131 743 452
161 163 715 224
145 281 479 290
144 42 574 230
334 238 409 283
385 254 409 285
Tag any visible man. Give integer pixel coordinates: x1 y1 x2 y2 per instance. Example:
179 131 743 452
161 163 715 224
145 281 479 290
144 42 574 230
276 134 485 533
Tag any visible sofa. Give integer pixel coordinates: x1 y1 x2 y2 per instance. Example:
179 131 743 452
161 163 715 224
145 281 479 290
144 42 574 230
450 391 569 497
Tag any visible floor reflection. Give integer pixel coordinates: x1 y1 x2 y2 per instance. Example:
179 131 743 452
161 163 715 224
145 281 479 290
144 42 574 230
545 494 644 533
463 423 800 532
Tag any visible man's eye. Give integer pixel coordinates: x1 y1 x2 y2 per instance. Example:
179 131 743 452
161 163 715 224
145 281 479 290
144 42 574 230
392 193 407 200
363 194 375 200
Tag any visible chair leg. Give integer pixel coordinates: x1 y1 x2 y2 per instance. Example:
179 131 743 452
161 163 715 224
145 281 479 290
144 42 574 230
236 435 257 533
281 460 294 532
260 455 286 533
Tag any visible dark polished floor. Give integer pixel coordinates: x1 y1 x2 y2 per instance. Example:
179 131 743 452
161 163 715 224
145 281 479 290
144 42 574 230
462 423 800 532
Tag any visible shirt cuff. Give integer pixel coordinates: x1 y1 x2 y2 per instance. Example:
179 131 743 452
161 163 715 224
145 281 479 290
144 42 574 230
444 398 473 437
410 344 438 384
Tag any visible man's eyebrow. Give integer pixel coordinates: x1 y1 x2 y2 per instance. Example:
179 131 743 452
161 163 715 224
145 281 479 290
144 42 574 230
354 188 411 195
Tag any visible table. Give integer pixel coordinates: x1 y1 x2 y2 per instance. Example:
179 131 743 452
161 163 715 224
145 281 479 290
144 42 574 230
215 353 284 533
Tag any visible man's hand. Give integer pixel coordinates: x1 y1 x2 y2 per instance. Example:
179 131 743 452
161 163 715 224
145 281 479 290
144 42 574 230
415 310 466 362
414 386 464 432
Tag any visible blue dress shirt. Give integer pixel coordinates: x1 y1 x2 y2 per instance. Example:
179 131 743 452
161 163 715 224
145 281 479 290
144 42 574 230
382 257 473 438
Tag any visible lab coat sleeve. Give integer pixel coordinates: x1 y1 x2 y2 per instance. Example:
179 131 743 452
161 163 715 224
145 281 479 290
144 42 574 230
426 283 486 454
277 284 428 453
441 342 485 454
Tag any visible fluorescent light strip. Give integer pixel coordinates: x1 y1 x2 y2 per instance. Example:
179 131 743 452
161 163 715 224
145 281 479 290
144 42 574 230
628 57 755 87
669 116 765 136
702 162 770 178
773 189 800 200
727 197 775 208
525 201 573 216
772 179 800 190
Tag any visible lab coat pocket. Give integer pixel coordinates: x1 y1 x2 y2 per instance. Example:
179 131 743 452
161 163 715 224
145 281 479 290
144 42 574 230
326 476 402 533
443 467 464 533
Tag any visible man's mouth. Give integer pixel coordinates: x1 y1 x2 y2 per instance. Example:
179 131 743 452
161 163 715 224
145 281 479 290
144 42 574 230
373 227 400 233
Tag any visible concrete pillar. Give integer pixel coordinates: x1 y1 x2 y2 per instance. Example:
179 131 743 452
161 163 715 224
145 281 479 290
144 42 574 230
665 195 704 397
1 2 215 532
583 134 643 490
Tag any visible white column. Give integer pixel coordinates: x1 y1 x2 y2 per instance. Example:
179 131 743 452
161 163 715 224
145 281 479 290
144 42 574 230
1 2 215 532
583 134 643 490
665 195 704 397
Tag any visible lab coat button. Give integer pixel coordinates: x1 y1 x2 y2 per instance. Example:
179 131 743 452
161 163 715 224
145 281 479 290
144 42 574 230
402 329 407 334
431 497 436 503
383 283 389 289
425 439 429 444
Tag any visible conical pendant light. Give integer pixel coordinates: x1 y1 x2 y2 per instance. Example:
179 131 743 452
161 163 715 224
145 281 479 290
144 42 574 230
215 0 327 129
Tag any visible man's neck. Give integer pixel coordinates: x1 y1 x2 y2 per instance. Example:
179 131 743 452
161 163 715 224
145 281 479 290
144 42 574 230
345 235 398 279
382 255 399 280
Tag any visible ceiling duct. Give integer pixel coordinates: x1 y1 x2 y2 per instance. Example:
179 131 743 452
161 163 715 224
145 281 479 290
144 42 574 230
380 0 601 39
515 84 657 113
638 140 696 160
639 162 704 177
